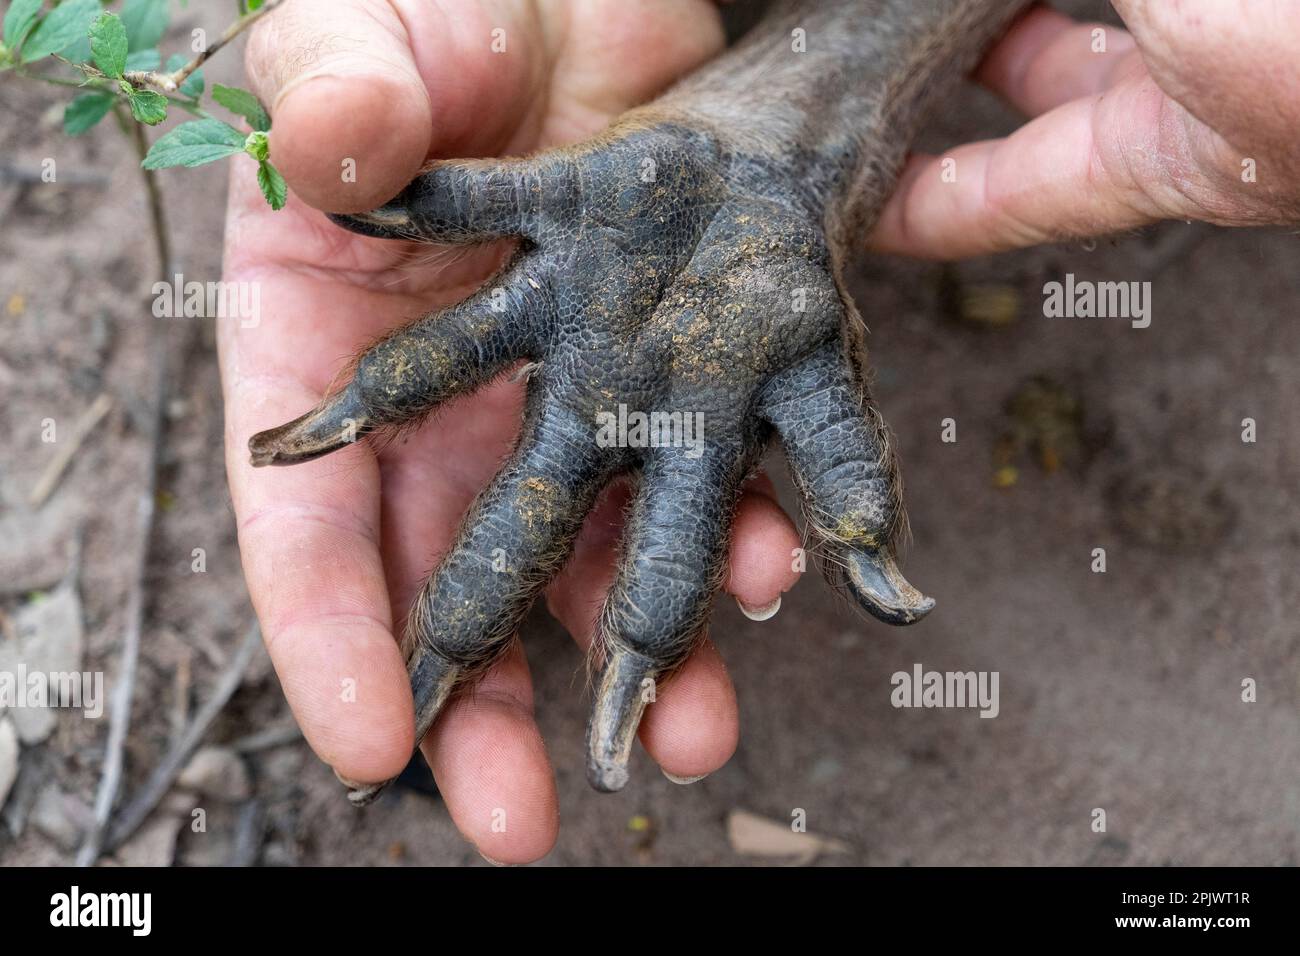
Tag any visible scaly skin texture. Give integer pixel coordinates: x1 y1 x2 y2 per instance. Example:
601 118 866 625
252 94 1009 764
248 0 1031 801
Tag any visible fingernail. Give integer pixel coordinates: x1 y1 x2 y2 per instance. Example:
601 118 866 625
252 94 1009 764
479 851 515 867
333 768 362 789
737 595 781 621
662 769 708 785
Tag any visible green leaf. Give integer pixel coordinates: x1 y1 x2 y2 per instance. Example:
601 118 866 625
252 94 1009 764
242 0 266 14
89 11 128 78
127 88 167 124
20 0 101 62
257 160 287 211
3 0 43 49
121 0 168 51
63 90 115 135
165 51 202 97
142 118 247 169
212 83 270 132
125 47 160 72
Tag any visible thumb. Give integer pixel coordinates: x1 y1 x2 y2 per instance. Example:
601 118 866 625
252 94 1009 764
245 0 432 212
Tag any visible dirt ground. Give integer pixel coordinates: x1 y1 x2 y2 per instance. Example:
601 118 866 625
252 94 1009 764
1 2 1296 867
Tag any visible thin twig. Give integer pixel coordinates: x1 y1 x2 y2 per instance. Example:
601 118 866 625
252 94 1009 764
104 624 263 854
75 341 166 867
40 58 211 113
28 393 113 508
228 799 265 867
74 373 162 865
42 1 285 96
151 0 287 92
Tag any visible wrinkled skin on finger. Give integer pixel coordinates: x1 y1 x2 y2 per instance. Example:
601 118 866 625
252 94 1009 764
250 0 1030 801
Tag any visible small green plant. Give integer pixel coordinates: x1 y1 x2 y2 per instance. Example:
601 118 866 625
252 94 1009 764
1 0 287 210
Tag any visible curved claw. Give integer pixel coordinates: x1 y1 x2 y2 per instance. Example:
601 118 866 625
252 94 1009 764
248 258 550 473
337 771 391 807
585 647 656 793
760 343 934 626
332 403 610 806
583 450 743 792
843 549 935 625
326 158 555 245
248 385 369 467
339 646 462 807
328 206 414 241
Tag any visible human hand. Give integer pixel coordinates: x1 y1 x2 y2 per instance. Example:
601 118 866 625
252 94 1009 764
870 0 1300 259
219 0 801 864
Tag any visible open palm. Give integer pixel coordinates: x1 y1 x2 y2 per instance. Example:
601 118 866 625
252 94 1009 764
219 0 800 863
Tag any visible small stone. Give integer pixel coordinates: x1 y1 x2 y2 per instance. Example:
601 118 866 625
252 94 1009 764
114 814 183 867
262 841 297 866
726 809 850 865
38 102 64 132
179 746 251 801
0 514 73 595
174 803 234 867
834 631 860 650
8 699 56 747
30 785 93 851
4 583 86 744
0 718 18 810
810 756 843 785
14 582 86 674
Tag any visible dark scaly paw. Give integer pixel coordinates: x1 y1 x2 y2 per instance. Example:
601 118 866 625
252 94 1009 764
251 116 930 798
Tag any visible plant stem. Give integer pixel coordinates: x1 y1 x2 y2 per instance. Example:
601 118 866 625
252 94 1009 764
131 117 173 274
18 64 214 117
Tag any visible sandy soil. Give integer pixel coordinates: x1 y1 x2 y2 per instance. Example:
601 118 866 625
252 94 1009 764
0 1 1295 867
